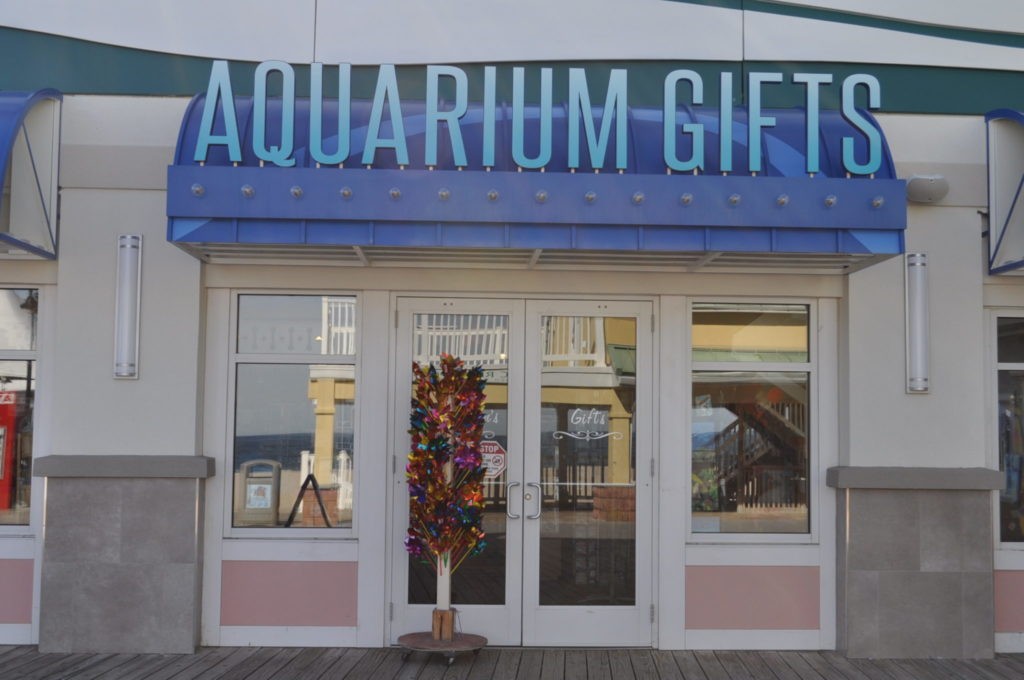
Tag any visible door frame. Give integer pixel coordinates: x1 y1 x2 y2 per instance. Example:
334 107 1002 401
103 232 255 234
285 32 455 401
386 294 659 647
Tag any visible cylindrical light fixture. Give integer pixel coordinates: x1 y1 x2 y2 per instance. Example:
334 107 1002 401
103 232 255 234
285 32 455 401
905 252 929 393
114 234 142 379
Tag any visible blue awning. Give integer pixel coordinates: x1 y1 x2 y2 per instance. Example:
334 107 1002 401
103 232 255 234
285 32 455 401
168 96 906 271
0 89 62 259
987 109 1024 274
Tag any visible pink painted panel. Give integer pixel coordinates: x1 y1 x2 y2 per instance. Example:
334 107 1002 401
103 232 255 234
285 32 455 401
0 559 33 624
995 571 1024 632
685 565 819 630
221 561 357 627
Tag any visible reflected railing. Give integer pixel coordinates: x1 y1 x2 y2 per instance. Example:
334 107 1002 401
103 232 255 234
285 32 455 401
412 315 609 368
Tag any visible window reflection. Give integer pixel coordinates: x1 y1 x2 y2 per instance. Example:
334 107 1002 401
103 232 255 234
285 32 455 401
233 364 355 528
691 371 809 533
0 289 37 351
0 360 34 525
238 295 356 355
538 316 637 606
692 303 808 362
999 371 1024 541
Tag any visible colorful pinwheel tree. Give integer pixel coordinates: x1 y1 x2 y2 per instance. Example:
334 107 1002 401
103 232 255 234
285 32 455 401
405 354 487 639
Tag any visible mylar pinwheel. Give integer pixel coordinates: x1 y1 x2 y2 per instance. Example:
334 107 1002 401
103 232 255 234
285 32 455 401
405 354 488 610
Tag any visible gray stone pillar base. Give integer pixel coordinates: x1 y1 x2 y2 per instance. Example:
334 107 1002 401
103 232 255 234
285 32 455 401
829 467 1002 659
34 455 214 654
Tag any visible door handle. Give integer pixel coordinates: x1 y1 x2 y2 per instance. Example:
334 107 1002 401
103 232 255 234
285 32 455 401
506 482 521 519
526 482 542 520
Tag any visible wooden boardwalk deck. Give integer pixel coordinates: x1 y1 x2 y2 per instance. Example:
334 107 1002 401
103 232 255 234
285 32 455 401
2 646 1024 680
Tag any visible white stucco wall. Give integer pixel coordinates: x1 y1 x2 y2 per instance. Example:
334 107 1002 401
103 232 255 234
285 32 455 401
843 114 989 468
48 96 201 456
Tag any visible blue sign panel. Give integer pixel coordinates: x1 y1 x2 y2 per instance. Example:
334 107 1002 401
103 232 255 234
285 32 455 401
167 63 905 262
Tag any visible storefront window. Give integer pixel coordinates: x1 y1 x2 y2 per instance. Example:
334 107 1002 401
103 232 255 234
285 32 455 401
231 295 356 529
691 303 811 534
0 289 37 526
997 317 1024 542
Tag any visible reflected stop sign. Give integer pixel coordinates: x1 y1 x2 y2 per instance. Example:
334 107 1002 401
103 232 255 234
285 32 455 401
479 440 507 478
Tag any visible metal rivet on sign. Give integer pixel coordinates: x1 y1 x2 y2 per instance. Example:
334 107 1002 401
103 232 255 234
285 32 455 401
584 191 597 204
535 190 548 204
290 186 303 199
632 192 645 205
680 193 694 206
191 183 205 197
728 193 741 206
389 187 401 200
487 190 499 202
824 194 837 207
438 188 451 201
776 194 789 207
872 196 885 208
340 187 353 200
241 184 255 198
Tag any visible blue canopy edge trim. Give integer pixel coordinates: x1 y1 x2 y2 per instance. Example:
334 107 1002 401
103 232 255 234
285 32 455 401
0 89 62 260
168 97 906 261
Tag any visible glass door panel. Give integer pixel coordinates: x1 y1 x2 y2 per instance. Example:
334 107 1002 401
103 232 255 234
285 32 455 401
391 300 524 645
523 302 652 646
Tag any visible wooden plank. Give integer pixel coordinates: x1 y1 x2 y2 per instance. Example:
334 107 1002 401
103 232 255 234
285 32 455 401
965 658 1024 680
947 659 1001 680
464 647 500 680
60 654 140 680
652 650 684 679
824 653 890 680
317 648 369 679
140 648 228 680
775 651 827 680
1 652 85 680
490 649 523 680
713 652 754 680
996 655 1024 675
735 651 782 680
540 649 566 680
101 654 185 680
192 647 268 680
690 651 730 680
201 646 279 680
798 652 850 680
606 650 635 680
585 649 612 680
339 647 393 679
627 650 658 679
287 647 351 680
261 647 328 679
562 650 586 680
671 651 708 680
891 660 950 680
514 650 543 680
0 649 64 680
394 651 432 680
245 648 306 680
758 652 804 680
865 659 918 680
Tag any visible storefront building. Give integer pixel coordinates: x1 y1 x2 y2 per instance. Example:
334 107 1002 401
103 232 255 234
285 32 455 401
2 0 1024 658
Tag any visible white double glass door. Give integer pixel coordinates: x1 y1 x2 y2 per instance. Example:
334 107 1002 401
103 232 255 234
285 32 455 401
390 298 653 646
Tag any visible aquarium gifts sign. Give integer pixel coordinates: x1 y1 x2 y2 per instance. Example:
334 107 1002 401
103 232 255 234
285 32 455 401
192 60 885 176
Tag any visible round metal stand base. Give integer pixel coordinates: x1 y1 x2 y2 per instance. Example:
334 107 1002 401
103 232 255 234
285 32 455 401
397 632 487 666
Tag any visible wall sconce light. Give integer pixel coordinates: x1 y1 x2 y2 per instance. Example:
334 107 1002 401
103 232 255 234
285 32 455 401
905 252 929 393
114 234 142 379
